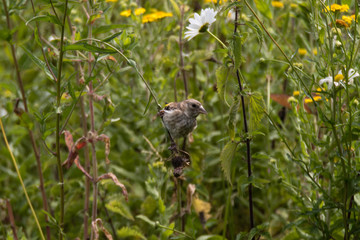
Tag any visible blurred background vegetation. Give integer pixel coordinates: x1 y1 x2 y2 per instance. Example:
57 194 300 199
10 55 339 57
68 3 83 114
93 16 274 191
1 0 360 239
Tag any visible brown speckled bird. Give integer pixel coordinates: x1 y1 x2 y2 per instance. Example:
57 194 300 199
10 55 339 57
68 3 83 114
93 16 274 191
160 99 207 141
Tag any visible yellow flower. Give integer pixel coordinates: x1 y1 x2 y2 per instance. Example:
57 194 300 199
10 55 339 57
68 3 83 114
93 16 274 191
106 0 117 2
120 9 131 17
290 3 298 8
142 11 173 23
298 48 307 56
351 14 356 21
342 15 353 25
328 4 349 12
272 1 284 8
3 90 13 98
334 74 344 82
313 48 318 55
293 91 300 96
336 19 349 28
134 7 146 16
304 95 322 103
204 0 227 3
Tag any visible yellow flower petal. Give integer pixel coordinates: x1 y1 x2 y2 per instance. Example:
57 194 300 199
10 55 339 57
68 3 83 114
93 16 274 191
293 91 300 96
134 7 146 16
298 48 307 56
334 74 344 82
271 1 284 8
120 9 131 17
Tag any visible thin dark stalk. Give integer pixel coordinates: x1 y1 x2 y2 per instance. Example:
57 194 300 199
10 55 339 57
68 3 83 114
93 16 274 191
6 200 18 240
100 191 118 240
234 7 254 231
86 2 99 239
179 5 188 99
56 0 69 238
2 0 51 238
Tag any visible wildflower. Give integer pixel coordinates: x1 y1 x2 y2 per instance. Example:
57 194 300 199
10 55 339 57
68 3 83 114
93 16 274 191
184 8 217 40
142 11 173 23
105 0 117 2
293 91 300 96
204 0 227 3
304 95 322 103
336 19 349 28
351 14 356 21
327 4 349 12
342 15 353 25
272 1 284 8
120 9 131 17
288 96 298 104
313 48 318 55
298 48 307 56
319 69 359 89
134 7 146 16
290 3 298 8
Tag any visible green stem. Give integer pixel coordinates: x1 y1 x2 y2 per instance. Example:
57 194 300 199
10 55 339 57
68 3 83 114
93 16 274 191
0 118 45 240
156 223 194 239
207 30 228 49
56 0 69 238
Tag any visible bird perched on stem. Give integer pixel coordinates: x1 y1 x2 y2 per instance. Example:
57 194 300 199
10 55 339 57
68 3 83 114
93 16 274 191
159 99 207 150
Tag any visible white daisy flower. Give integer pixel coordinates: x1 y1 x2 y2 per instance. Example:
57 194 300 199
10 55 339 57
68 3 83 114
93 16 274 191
184 8 217 41
319 68 359 89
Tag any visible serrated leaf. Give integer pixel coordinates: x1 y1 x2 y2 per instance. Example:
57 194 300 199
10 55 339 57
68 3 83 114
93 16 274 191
63 42 117 54
106 200 134 221
249 91 265 132
220 141 239 184
254 0 273 19
232 33 242 70
245 21 264 49
228 94 240 140
216 66 229 102
117 227 146 240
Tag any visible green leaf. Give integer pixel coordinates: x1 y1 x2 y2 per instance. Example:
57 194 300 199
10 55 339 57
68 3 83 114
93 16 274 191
216 66 229 102
0 29 11 42
228 94 240 140
22 47 57 81
220 141 239 184
197 235 227 240
245 21 264 48
143 95 153 115
169 0 180 17
26 14 61 26
117 227 146 240
232 33 242 70
254 0 273 19
102 31 123 43
106 200 134 221
93 24 132 35
249 91 265 132
136 214 156 227
63 42 117 54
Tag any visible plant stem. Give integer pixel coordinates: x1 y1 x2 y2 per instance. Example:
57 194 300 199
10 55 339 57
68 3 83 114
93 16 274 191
0 118 45 240
2 0 51 239
156 222 194 239
207 30 228 49
233 7 254 231
56 0 69 238
179 5 188 99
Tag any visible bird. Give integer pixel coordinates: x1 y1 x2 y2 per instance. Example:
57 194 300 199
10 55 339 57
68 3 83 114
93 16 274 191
159 99 207 146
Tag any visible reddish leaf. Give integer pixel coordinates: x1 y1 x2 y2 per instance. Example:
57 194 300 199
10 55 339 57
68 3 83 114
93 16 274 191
63 130 74 151
96 134 110 164
92 218 113 240
97 173 128 201
62 136 87 169
74 158 93 181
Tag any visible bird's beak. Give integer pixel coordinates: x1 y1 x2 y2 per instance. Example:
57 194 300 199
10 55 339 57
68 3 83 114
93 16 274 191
199 105 207 115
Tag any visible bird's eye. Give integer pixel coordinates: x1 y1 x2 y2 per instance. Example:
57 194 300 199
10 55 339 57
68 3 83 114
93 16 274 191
192 104 197 108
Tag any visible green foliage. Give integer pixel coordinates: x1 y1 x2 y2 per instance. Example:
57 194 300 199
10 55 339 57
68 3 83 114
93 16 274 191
220 141 239 184
248 91 265 132
117 226 146 240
